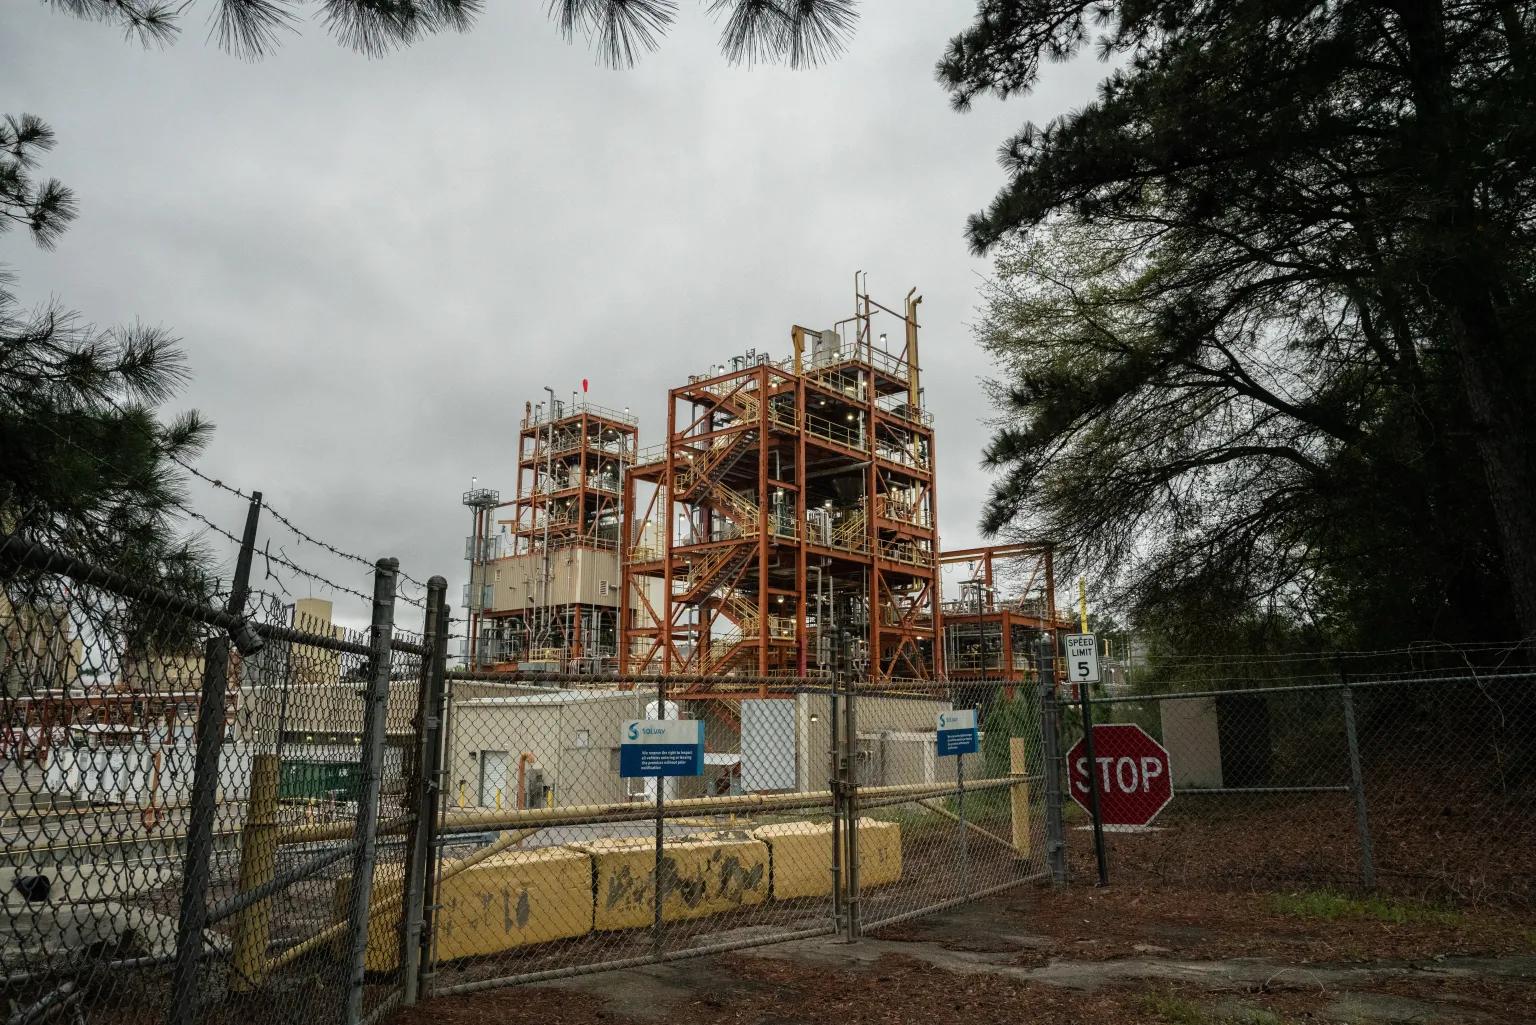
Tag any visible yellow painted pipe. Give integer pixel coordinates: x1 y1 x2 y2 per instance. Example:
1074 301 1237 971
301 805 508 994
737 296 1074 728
915 798 1017 851
271 778 1018 847
1010 738 1031 856
230 753 281 993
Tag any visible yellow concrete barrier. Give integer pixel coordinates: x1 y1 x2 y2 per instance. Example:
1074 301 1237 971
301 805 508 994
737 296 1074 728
338 845 592 970
851 818 903 889
753 818 902 900
572 833 769 932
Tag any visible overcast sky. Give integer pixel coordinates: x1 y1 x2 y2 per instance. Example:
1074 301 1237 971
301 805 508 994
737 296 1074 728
4 2 1106 632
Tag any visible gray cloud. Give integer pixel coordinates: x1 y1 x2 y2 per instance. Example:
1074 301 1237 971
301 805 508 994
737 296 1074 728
3 3 1107 630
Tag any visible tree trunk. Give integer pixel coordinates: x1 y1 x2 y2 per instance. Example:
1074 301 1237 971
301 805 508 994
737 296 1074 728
1399 1 1536 642
1449 306 1536 641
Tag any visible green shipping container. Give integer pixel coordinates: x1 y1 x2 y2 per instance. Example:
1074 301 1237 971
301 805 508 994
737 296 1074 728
280 759 363 801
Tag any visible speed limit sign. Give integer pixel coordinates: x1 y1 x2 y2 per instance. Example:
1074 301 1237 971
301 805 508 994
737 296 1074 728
1064 633 1100 684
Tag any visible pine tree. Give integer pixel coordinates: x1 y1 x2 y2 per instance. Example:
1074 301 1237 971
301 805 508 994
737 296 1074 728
1 114 212 589
46 0 859 65
943 1 1536 643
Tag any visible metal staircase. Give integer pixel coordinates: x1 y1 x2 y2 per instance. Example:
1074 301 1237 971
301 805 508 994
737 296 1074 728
677 542 756 606
674 428 756 500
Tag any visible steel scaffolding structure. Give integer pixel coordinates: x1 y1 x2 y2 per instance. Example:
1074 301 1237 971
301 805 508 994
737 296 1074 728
938 544 1067 689
621 286 942 685
465 398 638 671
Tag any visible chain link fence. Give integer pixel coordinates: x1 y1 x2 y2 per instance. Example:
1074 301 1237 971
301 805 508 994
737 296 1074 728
1060 666 1536 909
1 523 1052 1025
0 516 433 1025
413 674 1049 992
12 507 1530 1025
854 682 1049 933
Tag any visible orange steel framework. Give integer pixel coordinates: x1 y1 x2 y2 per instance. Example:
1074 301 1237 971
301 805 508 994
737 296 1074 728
506 398 635 555
938 543 1071 685
465 399 638 670
621 284 943 686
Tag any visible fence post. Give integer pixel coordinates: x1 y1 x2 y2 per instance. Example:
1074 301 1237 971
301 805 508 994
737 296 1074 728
400 577 446 1006
1076 662 1109 887
1339 677 1376 890
414 605 448 995
168 492 262 1025
828 678 844 934
652 674 667 951
1036 635 1067 885
1009 736 1031 857
842 668 861 939
342 559 399 1025
956 714 968 896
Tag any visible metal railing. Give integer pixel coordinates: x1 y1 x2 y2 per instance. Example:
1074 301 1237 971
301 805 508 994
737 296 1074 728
521 400 637 428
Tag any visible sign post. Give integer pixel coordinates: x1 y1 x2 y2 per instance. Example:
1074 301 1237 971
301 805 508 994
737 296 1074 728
936 709 978 889
1066 724 1174 827
1063 634 1107 884
622 711 703 949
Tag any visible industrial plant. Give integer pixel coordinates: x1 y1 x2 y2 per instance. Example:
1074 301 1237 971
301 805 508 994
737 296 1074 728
459 283 1070 687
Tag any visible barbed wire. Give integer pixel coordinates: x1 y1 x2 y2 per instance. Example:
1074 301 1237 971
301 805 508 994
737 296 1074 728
176 507 375 607
91 392 432 594
1130 640 1534 665
14 405 427 611
167 453 434 599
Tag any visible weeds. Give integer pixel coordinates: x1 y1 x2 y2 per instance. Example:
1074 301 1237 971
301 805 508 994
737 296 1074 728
1267 890 1462 927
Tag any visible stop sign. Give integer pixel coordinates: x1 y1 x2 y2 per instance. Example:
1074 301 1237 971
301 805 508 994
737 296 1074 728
1066 724 1173 826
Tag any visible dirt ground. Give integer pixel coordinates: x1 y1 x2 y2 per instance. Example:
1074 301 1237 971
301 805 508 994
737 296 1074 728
389 764 1535 1025
1059 781 1536 911
389 882 1536 1025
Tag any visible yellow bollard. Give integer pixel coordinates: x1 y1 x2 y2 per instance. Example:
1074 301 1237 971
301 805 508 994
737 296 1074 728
458 781 467 808
230 753 280 993
1010 737 1031 857
495 788 502 811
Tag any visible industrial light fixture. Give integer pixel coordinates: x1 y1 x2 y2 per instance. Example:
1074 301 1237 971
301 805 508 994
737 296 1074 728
879 332 887 346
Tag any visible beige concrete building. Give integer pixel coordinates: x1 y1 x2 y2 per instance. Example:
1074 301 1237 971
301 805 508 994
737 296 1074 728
445 688 646 809
0 594 83 697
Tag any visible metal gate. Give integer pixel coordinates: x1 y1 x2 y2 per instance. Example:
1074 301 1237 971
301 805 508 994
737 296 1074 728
410 672 1054 997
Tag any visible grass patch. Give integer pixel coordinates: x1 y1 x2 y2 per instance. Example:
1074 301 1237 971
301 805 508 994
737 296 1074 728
1139 991 1283 1025
1267 890 1463 927
1140 991 1215 1025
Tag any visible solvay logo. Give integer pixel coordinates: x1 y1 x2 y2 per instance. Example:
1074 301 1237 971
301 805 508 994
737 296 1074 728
939 714 951 728
626 722 639 741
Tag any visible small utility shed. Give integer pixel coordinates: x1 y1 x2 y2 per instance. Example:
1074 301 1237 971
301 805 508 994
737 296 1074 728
790 691 977 791
446 689 644 809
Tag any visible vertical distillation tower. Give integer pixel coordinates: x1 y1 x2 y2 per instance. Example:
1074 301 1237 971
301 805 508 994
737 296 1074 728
462 484 500 667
